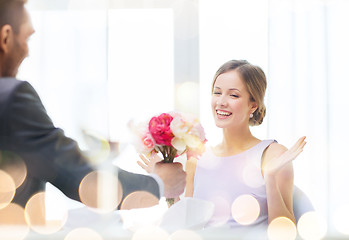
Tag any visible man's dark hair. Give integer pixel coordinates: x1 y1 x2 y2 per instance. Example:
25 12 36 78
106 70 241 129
0 0 27 34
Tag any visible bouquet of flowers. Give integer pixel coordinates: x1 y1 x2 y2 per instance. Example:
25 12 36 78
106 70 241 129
132 112 207 206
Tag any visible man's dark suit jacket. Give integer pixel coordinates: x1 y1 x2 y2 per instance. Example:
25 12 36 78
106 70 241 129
0 77 160 208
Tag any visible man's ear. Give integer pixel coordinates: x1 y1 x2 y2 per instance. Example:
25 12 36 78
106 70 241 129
0 25 13 53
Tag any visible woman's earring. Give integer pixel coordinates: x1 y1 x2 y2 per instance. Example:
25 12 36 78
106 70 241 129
249 113 253 118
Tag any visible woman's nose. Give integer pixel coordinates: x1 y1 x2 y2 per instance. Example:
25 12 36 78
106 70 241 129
217 96 227 107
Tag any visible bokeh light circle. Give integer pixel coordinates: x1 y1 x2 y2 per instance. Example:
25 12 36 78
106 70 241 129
24 192 68 234
267 217 297 240
169 229 202 240
132 226 169 240
231 194 260 225
0 203 29 240
0 151 27 189
0 169 16 210
242 164 263 188
79 171 123 213
297 211 327 239
175 81 200 113
64 227 103 240
120 191 159 210
208 195 231 227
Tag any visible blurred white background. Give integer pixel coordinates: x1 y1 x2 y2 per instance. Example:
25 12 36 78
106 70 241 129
18 0 349 238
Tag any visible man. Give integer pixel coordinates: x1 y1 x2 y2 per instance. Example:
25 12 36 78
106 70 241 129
0 0 186 210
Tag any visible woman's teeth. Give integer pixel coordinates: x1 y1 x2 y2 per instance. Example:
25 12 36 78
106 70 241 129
216 110 232 116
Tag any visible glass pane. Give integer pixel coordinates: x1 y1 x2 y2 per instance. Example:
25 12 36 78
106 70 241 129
18 10 108 147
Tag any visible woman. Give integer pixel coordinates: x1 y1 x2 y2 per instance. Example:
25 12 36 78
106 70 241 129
139 60 306 229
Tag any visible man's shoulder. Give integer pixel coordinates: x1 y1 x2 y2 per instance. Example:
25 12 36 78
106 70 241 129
0 77 28 96
0 77 24 84
0 78 33 112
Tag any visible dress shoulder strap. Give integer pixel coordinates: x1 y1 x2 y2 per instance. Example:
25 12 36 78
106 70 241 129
248 139 277 166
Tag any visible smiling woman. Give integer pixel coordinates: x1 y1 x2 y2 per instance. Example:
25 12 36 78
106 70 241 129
187 60 306 231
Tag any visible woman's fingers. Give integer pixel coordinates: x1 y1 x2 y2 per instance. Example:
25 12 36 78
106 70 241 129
264 137 307 176
292 137 307 157
137 160 147 169
138 153 162 173
300 140 307 150
288 137 306 156
139 154 150 164
150 152 162 163
296 137 307 151
138 154 153 173
289 136 306 151
283 137 307 163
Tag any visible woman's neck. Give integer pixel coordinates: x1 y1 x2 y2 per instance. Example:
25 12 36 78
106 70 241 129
216 127 260 155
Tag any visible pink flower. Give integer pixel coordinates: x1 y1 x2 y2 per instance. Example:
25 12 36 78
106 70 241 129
148 113 174 146
190 122 206 142
141 133 155 152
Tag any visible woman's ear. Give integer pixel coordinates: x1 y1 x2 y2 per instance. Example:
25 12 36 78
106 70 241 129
250 101 258 114
0 25 13 53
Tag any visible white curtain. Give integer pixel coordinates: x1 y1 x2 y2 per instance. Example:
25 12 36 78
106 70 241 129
199 0 349 236
18 10 109 148
268 0 349 235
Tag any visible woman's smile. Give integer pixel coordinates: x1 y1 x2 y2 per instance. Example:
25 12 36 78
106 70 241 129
216 109 232 119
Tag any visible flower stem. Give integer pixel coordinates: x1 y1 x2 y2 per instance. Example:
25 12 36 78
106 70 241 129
159 146 176 163
166 198 175 207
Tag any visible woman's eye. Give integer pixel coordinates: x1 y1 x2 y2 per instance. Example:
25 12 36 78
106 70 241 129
231 94 239 98
213 92 221 95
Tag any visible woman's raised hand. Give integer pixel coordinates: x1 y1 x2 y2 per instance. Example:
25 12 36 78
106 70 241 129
137 152 162 173
263 136 307 177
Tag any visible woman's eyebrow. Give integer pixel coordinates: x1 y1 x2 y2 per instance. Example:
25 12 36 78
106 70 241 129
229 88 241 92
